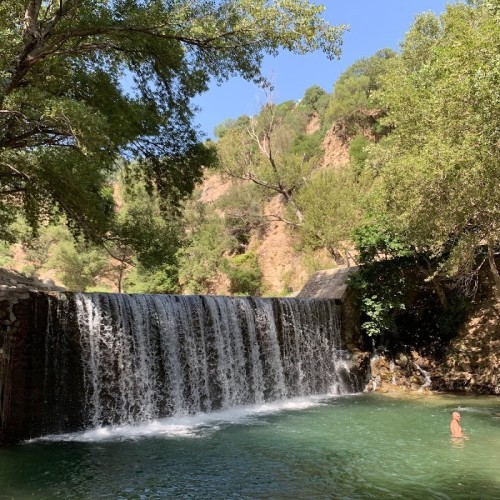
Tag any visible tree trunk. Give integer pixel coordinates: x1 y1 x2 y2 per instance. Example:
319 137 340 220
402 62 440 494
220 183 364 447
431 279 449 310
487 239 500 297
421 257 448 310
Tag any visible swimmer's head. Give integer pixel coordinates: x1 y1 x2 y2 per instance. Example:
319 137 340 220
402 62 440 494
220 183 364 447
452 411 461 420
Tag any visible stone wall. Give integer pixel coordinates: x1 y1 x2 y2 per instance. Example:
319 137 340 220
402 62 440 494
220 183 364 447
0 273 84 444
296 266 358 301
298 267 371 389
0 268 65 292
0 270 64 442
0 289 32 443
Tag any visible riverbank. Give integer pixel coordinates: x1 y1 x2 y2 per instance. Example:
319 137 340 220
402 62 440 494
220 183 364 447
344 266 500 396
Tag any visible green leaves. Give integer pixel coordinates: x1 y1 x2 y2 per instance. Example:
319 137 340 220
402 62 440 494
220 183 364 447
349 1 500 335
296 166 362 260
374 2 500 274
225 252 262 296
323 49 396 129
0 0 345 243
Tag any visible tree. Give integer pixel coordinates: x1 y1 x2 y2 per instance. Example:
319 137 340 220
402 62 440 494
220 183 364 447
215 183 267 251
0 0 346 242
296 166 363 264
116 166 183 264
177 202 236 294
216 95 320 224
323 48 396 131
48 238 108 291
16 220 69 276
372 1 500 295
225 252 262 296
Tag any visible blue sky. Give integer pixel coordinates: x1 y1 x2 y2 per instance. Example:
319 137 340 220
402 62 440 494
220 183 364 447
193 0 453 138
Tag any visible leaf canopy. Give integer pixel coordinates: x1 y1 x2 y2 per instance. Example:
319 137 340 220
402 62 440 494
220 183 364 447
0 0 346 240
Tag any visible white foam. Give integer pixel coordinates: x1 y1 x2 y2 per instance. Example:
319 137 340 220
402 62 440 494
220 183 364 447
31 394 338 443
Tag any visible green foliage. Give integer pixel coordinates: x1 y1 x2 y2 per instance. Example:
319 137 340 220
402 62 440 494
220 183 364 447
348 135 370 177
124 264 180 294
225 252 262 296
299 85 329 116
352 218 414 264
288 131 323 162
178 204 236 294
348 216 415 336
215 94 324 225
400 12 441 71
0 241 13 268
48 239 107 291
0 0 345 243
116 165 184 271
323 49 396 129
16 220 70 276
372 1 500 288
349 259 413 337
216 183 265 249
296 167 363 260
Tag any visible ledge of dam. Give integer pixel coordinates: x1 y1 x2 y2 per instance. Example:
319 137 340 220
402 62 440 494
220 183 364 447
0 281 367 444
296 266 359 302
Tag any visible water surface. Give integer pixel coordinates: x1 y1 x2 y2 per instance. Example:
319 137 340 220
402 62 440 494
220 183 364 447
1 393 499 499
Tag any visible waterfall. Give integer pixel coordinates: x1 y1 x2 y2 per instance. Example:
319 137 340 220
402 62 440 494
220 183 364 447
40 293 355 430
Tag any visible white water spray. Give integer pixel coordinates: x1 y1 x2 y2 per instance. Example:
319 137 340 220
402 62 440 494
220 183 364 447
54 294 355 427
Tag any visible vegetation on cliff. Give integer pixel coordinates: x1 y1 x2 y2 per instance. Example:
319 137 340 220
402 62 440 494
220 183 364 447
176 1 499 337
351 0 500 336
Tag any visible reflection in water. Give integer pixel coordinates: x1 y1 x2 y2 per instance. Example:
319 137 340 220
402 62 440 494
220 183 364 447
450 437 466 449
0 393 499 499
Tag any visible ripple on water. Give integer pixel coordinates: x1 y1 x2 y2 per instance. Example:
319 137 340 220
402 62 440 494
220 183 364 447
2 393 499 499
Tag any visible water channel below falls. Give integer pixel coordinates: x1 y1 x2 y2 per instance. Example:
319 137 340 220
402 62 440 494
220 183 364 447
1 392 499 499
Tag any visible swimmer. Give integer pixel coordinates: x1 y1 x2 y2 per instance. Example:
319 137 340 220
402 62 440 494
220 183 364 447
450 411 465 438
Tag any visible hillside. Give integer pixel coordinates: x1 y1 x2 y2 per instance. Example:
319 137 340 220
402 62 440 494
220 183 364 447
193 115 353 296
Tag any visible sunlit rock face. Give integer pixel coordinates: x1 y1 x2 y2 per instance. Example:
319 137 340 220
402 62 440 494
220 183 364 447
1 292 361 443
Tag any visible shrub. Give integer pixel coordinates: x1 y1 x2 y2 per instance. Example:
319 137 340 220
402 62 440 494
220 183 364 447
225 252 262 296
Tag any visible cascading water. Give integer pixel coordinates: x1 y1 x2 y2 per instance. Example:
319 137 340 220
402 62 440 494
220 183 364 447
0 291 362 444
36 293 357 433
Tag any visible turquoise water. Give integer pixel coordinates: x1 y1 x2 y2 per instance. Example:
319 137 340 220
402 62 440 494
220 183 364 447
1 393 499 499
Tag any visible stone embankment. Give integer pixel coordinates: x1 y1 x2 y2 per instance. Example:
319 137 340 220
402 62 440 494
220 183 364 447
0 269 67 443
298 265 500 395
0 268 65 294
431 295 499 394
298 266 371 389
296 266 358 301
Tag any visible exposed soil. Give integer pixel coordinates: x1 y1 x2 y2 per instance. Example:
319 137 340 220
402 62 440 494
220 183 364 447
198 171 235 204
321 126 350 169
252 195 309 295
432 288 499 394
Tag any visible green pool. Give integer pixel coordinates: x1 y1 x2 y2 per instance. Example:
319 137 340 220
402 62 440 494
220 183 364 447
1 393 499 499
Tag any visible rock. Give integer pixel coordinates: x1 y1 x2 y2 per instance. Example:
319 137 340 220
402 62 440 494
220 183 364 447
395 354 408 367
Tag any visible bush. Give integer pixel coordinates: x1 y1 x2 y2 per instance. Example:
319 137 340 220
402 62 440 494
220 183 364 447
124 264 180 294
225 252 262 296
349 134 370 177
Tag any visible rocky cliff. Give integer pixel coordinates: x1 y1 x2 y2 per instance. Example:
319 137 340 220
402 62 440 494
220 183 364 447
300 264 499 395
365 276 499 395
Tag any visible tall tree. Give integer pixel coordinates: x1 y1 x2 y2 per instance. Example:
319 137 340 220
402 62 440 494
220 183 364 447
296 166 363 264
216 96 321 224
372 1 500 295
0 0 346 241
323 48 396 133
